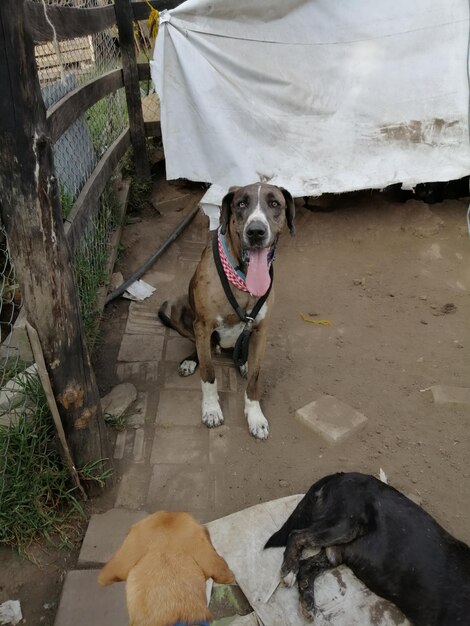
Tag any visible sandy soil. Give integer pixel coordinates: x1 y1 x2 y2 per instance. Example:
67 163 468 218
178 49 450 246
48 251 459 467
2 180 469 624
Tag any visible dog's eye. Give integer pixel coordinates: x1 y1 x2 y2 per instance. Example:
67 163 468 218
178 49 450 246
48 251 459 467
238 201 247 209
270 201 280 208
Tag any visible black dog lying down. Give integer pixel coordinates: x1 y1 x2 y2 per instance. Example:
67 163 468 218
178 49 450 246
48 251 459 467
265 472 470 626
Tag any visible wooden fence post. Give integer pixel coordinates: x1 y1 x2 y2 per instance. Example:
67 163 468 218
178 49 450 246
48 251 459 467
114 0 151 179
0 0 113 495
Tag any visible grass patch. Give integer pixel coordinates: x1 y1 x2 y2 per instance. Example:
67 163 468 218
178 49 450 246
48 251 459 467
60 183 74 219
73 183 121 352
86 89 128 157
104 411 129 431
0 372 84 550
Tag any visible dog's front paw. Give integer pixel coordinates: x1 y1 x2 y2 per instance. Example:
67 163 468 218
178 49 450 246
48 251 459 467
239 363 248 379
178 358 198 377
202 407 224 428
244 396 269 439
282 570 297 588
300 597 316 622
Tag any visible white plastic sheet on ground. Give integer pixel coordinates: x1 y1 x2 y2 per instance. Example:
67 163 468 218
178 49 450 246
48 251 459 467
151 0 470 201
207 496 410 626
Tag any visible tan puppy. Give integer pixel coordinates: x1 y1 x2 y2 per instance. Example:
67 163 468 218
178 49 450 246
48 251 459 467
98 511 234 626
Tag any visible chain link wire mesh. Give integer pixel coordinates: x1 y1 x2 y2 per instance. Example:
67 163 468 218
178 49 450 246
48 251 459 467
0 0 143 540
31 0 129 350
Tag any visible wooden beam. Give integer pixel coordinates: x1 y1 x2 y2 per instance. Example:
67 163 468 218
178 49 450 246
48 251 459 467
47 69 124 143
25 1 115 43
144 120 162 138
0 0 113 496
138 62 151 81
65 128 131 253
114 0 151 179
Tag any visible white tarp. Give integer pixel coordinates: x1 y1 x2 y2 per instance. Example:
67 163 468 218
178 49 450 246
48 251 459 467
151 0 470 198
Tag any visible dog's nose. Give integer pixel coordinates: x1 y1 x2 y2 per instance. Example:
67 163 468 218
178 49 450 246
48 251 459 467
246 221 267 242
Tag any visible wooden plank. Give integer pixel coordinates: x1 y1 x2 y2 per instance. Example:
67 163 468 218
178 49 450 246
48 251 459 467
114 0 150 179
36 48 93 70
138 62 150 81
65 127 131 253
144 120 161 137
25 1 115 43
0 0 113 495
36 37 93 56
47 69 124 143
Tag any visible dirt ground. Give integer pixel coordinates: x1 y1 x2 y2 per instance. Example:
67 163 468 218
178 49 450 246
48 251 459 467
2 179 469 625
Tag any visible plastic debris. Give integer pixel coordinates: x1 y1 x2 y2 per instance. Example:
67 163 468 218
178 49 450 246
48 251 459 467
122 279 156 301
299 312 332 325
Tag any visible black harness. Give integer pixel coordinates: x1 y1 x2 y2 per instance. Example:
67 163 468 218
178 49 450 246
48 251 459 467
212 230 273 367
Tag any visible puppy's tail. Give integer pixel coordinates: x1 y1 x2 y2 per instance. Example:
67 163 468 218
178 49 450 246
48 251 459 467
158 297 195 341
264 496 310 549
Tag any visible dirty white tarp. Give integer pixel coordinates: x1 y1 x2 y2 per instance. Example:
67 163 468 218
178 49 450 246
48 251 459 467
151 0 470 199
207 496 410 626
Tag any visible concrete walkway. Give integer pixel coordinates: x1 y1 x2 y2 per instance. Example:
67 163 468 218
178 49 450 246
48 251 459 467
55 207 256 625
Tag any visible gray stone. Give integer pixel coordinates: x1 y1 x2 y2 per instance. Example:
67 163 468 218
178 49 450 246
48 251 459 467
101 383 137 418
118 334 164 362
156 390 202 426
429 385 470 405
78 509 148 566
125 302 166 335
150 426 209 464
127 391 148 428
295 395 367 444
53 570 127 626
0 310 33 364
113 430 127 460
147 463 211 510
133 429 146 462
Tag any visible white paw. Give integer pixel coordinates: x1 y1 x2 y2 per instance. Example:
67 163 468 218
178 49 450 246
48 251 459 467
282 571 296 588
202 380 224 428
178 359 198 377
239 363 248 379
202 407 224 428
244 395 269 439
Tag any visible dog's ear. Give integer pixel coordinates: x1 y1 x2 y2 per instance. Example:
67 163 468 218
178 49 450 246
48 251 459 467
220 191 234 235
280 187 295 236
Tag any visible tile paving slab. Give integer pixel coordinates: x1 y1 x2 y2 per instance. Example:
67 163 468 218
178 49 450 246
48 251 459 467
115 464 152 510
125 301 166 335
116 360 160 383
54 570 127 626
150 425 209 464
118 333 164 362
147 463 212 511
79 509 148 566
295 394 368 444
156 389 203 426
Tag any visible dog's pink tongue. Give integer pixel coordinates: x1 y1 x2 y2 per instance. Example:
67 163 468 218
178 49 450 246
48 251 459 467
246 248 270 296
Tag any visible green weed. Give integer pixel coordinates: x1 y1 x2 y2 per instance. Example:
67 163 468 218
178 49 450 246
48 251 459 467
0 372 84 549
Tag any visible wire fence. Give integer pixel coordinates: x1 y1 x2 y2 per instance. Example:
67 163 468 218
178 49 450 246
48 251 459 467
0 0 154 541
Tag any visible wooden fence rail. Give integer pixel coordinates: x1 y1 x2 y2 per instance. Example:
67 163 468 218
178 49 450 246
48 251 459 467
1 0 181 494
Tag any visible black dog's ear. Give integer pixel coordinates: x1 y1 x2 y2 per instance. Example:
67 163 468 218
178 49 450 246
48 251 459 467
280 187 295 236
220 187 240 235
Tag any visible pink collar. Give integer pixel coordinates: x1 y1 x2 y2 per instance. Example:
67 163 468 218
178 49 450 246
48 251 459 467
217 229 249 292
